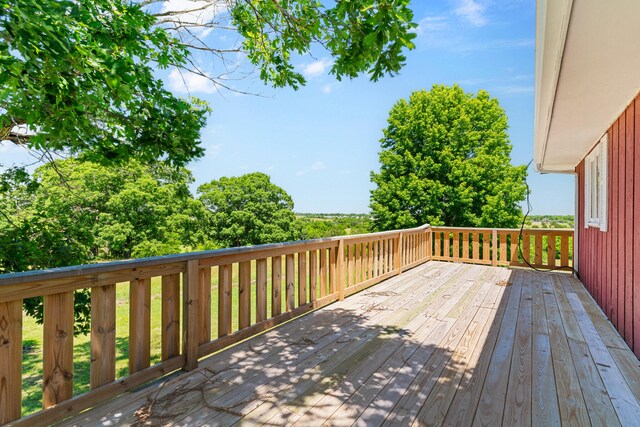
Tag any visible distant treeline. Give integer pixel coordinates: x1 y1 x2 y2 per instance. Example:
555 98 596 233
525 215 574 229
295 213 372 239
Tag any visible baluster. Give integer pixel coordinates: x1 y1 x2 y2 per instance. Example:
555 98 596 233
298 252 307 305
43 292 74 407
239 261 251 329
218 264 232 337
256 258 267 323
0 300 22 423
183 260 199 370
91 284 116 388
161 274 180 360
129 279 150 374
286 254 295 311
199 267 211 344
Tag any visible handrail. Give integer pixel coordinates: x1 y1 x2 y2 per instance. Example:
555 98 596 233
430 227 574 270
0 224 431 286
0 224 433 425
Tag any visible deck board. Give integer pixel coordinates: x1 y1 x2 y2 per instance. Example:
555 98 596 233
61 262 640 427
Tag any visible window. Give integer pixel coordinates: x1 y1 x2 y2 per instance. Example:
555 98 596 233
584 134 608 230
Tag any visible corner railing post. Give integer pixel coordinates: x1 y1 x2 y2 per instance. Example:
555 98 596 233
337 239 346 301
491 229 498 267
183 259 199 370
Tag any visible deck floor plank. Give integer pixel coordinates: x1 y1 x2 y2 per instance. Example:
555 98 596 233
227 265 482 426
380 267 498 426
441 268 513 427
502 269 533 426
195 264 476 426
530 272 561 427
543 274 591 426
59 262 640 427
472 269 524 427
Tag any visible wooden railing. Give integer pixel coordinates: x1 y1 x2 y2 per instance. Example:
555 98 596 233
430 227 574 270
0 224 432 425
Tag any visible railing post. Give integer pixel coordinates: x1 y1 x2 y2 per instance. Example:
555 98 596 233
492 229 498 267
337 239 346 301
0 300 22 424
395 232 404 273
183 259 199 371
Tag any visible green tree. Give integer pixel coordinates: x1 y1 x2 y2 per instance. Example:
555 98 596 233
1 0 416 165
370 85 528 230
1 0 209 166
0 159 210 333
198 172 296 247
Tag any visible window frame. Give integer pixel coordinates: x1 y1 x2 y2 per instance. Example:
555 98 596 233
584 134 608 231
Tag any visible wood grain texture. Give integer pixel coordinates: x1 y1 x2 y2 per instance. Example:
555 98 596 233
239 261 251 330
309 250 317 303
272 257 282 316
91 285 116 389
218 264 232 337
337 240 345 301
129 278 151 374
286 254 295 311
161 273 180 360
183 259 199 371
319 249 329 298
198 267 211 345
256 258 267 323
43 292 74 408
298 252 307 306
0 300 22 423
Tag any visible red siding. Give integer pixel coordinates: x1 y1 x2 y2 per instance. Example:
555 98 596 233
577 97 639 356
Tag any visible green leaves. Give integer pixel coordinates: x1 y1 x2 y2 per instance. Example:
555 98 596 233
0 0 207 166
230 0 416 88
198 172 297 247
370 85 528 230
0 158 211 334
1 0 417 165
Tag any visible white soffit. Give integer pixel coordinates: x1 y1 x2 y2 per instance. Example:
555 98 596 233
534 0 640 173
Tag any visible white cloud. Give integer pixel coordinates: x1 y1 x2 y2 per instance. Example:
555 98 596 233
168 68 216 94
321 84 333 94
455 0 487 26
158 0 226 37
311 161 326 171
416 16 449 35
302 58 333 79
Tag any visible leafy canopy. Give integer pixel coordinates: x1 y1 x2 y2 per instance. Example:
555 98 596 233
198 172 297 247
230 0 417 88
370 85 528 230
1 0 417 165
0 159 210 333
0 0 209 166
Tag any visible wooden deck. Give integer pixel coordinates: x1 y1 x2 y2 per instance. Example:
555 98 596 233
61 262 640 426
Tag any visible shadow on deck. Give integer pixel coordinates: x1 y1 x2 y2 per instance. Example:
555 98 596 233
62 262 640 426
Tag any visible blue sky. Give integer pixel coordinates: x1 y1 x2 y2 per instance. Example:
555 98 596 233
1 0 575 215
